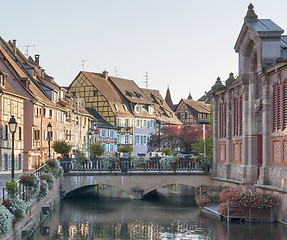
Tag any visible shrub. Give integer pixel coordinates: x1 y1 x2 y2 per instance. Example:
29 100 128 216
19 172 40 198
195 195 211 208
52 140 72 156
38 180 49 200
46 158 63 177
5 180 19 199
194 156 212 172
90 143 105 157
3 198 27 222
218 188 280 215
159 156 178 170
72 152 90 170
0 205 13 235
100 156 119 171
40 173 55 190
132 156 149 169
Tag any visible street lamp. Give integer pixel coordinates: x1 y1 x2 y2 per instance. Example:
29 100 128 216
8 116 17 180
47 122 52 159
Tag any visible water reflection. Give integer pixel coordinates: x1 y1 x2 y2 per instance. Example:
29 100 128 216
35 185 287 240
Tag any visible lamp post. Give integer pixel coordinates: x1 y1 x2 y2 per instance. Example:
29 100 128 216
47 122 52 159
8 116 17 180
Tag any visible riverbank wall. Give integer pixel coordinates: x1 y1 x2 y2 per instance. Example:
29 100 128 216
212 177 287 225
1 178 61 240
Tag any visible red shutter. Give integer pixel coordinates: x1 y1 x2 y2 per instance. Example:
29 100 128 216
278 84 281 130
273 83 281 131
284 82 287 129
273 84 277 131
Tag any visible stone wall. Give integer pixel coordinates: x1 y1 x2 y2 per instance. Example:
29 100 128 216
1 178 61 240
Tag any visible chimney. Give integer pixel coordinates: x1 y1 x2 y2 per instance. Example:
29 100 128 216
103 70 108 79
13 40 17 56
35 54 40 65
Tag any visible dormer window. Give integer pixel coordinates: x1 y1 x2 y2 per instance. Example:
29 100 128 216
0 74 4 87
134 91 142 98
148 106 154 114
170 113 173 118
125 91 133 97
123 104 128 111
135 105 141 113
114 104 119 111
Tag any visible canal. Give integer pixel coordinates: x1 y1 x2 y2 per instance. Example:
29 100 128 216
33 185 287 240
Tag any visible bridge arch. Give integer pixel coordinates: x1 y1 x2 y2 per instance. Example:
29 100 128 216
61 173 212 199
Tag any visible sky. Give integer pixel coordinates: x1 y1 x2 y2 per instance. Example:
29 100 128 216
2 0 287 104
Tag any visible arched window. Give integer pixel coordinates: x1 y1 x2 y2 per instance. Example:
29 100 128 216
233 98 238 136
220 102 226 138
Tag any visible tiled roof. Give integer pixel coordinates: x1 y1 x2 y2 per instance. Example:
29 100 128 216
181 99 210 114
141 88 181 125
109 76 153 105
80 72 133 116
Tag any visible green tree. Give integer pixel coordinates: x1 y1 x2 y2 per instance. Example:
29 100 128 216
90 143 105 157
117 145 133 154
52 140 72 156
209 102 213 130
192 136 213 160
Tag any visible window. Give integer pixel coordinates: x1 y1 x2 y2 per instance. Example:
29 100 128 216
142 135 147 145
148 106 154 114
177 113 181 119
135 105 141 113
273 83 281 131
110 144 114 152
109 130 115 138
102 129 107 137
135 135 140 144
220 102 226 138
3 125 8 140
18 127 22 140
125 135 129 144
93 90 98 96
125 119 129 127
114 104 119 111
0 74 4 87
123 104 128 111
284 81 287 130
233 98 238 136
182 112 187 119
143 120 147 128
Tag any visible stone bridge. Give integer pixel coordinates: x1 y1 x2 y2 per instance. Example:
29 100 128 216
61 172 212 199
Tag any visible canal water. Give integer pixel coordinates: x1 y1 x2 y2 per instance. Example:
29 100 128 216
34 185 287 240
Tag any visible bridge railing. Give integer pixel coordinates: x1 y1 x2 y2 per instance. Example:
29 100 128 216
1 165 47 204
60 157 209 173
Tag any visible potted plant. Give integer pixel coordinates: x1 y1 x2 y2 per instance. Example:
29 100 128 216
40 173 55 190
46 158 63 177
132 156 150 170
159 156 178 171
0 205 13 235
72 152 90 170
3 198 27 222
19 172 41 198
38 179 49 200
5 179 19 199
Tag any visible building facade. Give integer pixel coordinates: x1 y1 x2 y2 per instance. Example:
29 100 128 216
212 4 287 223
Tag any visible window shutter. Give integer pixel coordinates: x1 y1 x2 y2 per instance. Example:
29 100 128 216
129 136 133 144
284 82 287 129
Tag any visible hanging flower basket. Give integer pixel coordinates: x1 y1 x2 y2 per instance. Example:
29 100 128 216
18 172 40 198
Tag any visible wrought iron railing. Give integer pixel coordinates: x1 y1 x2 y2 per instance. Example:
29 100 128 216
60 157 209 173
1 164 47 203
